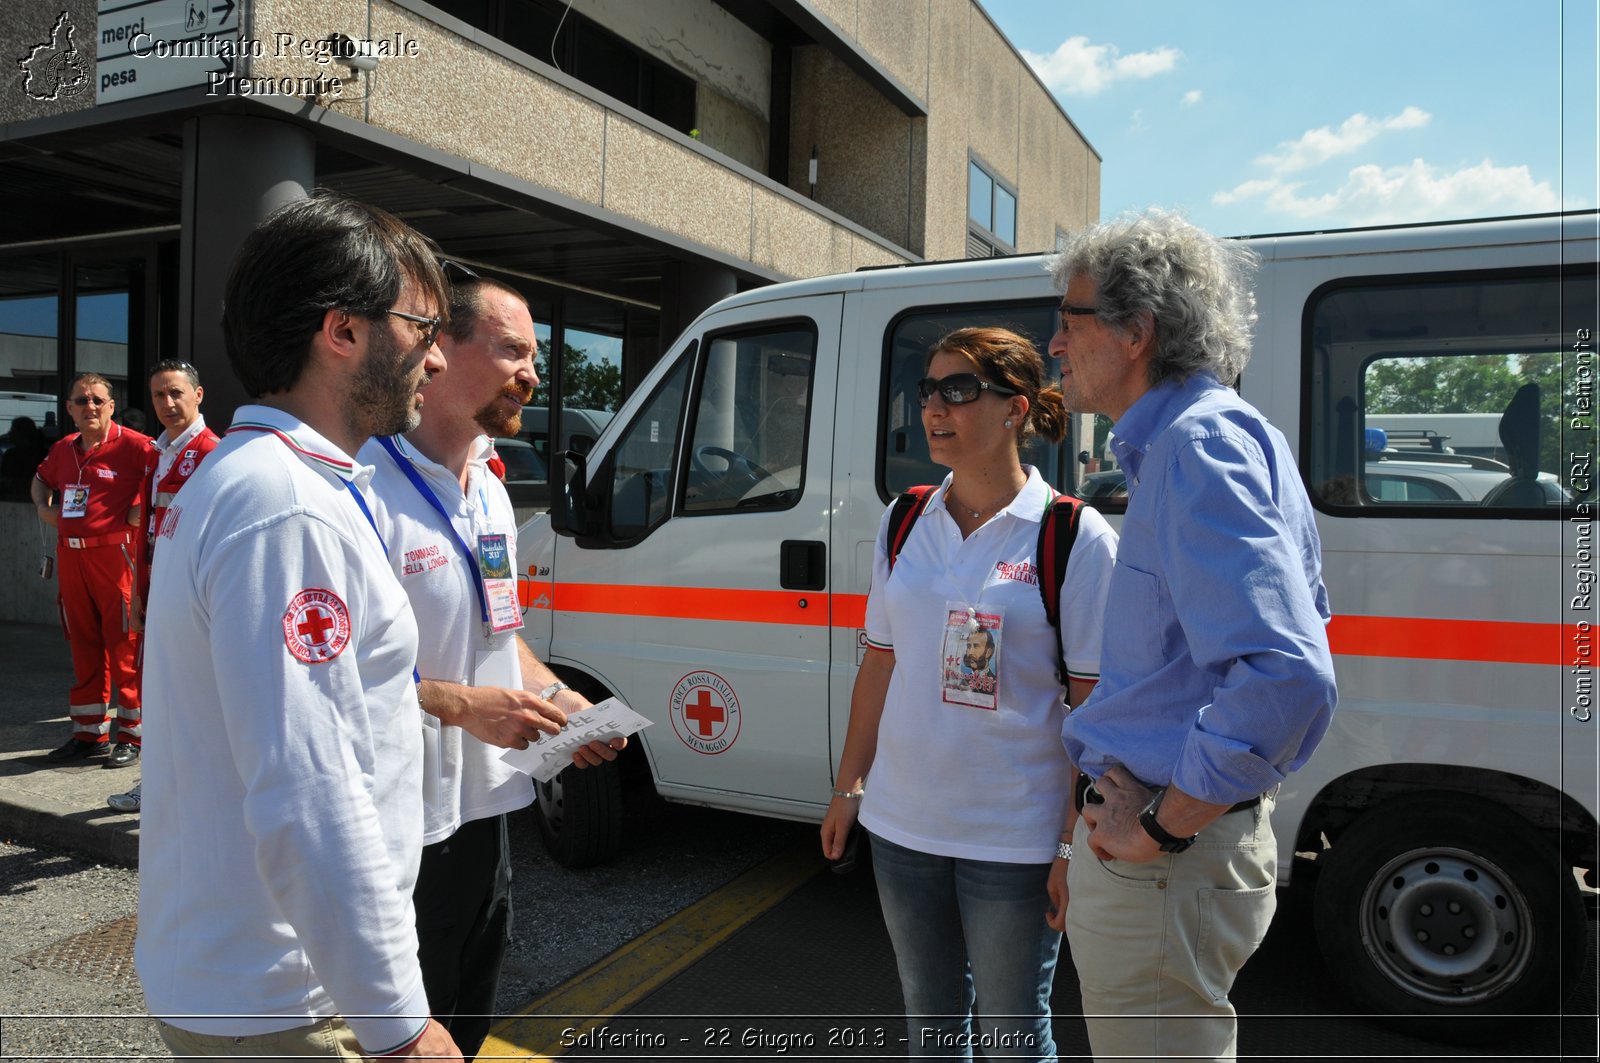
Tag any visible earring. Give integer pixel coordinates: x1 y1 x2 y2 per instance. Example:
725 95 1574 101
1004 419 1013 428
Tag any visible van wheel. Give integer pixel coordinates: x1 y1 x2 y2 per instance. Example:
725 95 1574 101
1313 792 1584 1039
535 759 622 868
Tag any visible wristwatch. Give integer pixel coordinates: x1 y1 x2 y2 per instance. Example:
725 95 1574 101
538 681 570 701
1138 788 1198 854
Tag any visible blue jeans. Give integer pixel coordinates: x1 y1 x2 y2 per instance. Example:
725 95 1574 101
868 832 1060 1062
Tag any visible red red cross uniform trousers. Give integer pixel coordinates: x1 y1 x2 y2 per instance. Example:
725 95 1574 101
35 423 154 746
139 420 221 602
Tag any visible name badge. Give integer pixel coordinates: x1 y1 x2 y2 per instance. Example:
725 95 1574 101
61 484 90 519
478 533 523 634
940 602 1002 711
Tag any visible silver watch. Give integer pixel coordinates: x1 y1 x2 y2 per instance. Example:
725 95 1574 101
1056 841 1073 860
538 681 570 701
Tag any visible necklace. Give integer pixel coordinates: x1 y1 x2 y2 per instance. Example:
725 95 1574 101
947 485 1015 520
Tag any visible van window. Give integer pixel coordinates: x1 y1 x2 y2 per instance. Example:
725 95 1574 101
607 354 692 541
683 325 816 515
1306 269 1597 516
880 302 1061 498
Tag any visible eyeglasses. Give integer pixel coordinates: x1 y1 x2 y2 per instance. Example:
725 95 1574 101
1057 305 1100 332
70 395 109 407
916 373 1019 407
388 310 444 348
439 258 480 281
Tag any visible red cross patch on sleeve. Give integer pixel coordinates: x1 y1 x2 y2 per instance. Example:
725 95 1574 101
282 589 352 664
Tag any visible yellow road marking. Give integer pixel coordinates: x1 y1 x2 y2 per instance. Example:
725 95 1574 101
477 840 822 1060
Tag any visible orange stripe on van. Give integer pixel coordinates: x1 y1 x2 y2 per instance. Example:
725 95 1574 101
542 582 1574 667
1328 615 1570 666
552 583 835 626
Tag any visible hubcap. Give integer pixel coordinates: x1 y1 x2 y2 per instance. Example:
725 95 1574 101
1358 845 1532 1005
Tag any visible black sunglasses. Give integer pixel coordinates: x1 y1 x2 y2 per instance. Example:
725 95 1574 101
916 373 1019 407
439 258 480 281
388 310 445 348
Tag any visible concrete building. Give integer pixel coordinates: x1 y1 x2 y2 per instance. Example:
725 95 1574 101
0 0 1099 621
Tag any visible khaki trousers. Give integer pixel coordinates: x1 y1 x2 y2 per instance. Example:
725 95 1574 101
157 1015 367 1061
1065 799 1278 1062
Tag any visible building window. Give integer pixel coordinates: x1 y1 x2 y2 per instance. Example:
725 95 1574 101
967 159 1017 256
485 0 695 134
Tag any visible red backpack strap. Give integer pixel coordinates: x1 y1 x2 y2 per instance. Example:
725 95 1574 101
1036 489 1085 684
887 485 937 571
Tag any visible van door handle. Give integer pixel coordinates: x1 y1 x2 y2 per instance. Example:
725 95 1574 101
780 540 826 591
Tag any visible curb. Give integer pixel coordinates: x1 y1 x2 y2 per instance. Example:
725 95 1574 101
0 791 138 867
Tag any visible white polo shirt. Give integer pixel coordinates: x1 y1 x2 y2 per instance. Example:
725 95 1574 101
361 433 534 846
859 467 1117 864
137 406 429 1054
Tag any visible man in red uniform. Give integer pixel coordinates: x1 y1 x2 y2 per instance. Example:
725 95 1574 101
109 359 221 811
32 372 153 766
137 360 221 604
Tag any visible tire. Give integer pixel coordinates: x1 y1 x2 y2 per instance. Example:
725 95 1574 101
1313 791 1585 1039
535 757 623 868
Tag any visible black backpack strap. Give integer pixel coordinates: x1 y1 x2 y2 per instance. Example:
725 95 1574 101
1036 489 1085 685
887 485 937 571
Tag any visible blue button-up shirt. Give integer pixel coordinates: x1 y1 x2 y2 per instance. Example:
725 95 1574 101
1063 372 1337 805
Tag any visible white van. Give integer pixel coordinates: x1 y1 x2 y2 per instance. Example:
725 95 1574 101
0 391 55 436
517 212 1598 1030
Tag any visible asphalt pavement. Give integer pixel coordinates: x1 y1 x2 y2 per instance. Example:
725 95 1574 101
0 621 140 869
0 621 156 1058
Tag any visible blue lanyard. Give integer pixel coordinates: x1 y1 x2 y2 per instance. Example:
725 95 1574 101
342 479 388 555
376 436 491 625
342 469 421 685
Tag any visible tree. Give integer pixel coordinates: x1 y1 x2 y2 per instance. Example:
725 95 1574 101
1365 354 1524 415
536 339 622 412
1366 351 1595 499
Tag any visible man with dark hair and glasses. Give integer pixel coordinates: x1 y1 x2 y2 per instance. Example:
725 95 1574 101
137 191 462 1062
106 359 222 811
32 371 153 766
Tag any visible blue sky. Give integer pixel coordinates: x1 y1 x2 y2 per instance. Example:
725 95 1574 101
983 0 1598 236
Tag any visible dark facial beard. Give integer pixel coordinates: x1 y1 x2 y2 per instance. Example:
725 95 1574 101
474 384 532 438
351 324 424 440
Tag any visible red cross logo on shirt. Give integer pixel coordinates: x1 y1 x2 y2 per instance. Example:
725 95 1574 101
282 589 351 664
297 608 335 644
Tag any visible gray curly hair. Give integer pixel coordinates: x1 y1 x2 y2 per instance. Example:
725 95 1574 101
1047 209 1259 387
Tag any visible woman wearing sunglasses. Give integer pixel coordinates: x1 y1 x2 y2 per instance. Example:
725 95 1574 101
822 327 1117 1061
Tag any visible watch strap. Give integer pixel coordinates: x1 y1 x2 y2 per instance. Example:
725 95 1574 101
1138 788 1197 854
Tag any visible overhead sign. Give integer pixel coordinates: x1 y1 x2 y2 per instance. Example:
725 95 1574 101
96 0 240 104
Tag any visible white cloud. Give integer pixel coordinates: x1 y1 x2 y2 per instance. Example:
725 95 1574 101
1212 159 1565 225
1255 106 1431 174
1212 179 1280 207
1181 89 1203 107
1021 37 1180 96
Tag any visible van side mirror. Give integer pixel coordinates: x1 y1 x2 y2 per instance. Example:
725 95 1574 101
549 449 591 538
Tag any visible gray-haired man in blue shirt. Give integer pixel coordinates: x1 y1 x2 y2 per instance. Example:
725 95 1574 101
1044 210 1337 1062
